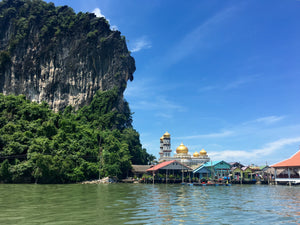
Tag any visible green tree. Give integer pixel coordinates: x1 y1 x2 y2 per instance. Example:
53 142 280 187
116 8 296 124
0 90 150 183
0 159 11 182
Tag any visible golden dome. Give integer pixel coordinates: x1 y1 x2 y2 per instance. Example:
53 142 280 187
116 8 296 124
176 143 188 154
163 131 170 138
193 151 200 157
200 148 207 156
160 136 164 141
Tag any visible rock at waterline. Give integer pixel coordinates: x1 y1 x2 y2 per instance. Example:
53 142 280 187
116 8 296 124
81 177 117 184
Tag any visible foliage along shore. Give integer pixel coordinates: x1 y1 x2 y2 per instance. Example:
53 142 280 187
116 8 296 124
0 89 155 184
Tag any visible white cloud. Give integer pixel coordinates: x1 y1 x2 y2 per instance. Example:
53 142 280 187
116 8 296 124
155 112 173 119
124 77 157 98
111 25 118 31
130 98 184 113
198 74 260 93
253 116 285 125
253 137 300 156
241 116 285 127
125 78 185 114
209 136 300 163
92 8 105 18
174 130 233 140
170 115 298 164
224 74 260 90
164 6 238 66
92 8 119 31
130 37 152 53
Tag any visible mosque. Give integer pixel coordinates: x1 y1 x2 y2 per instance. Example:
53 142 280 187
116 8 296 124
158 131 210 167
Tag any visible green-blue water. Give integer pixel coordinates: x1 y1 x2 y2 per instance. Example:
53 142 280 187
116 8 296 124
0 183 299 224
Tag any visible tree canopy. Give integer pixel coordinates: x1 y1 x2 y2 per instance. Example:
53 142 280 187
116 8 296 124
0 90 155 183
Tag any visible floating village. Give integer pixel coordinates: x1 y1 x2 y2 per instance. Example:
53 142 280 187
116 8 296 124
125 132 300 186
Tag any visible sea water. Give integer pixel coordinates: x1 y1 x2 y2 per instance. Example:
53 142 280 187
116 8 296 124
0 183 299 224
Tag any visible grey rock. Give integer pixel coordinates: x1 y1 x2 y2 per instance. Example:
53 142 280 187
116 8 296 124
0 1 135 111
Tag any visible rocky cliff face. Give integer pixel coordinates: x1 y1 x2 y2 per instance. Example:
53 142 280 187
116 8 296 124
0 0 135 111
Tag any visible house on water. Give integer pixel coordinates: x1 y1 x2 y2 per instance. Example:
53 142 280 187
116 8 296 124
193 161 231 180
271 149 300 185
231 166 256 184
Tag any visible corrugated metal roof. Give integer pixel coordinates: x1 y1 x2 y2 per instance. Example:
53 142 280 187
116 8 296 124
229 162 245 167
271 150 300 168
193 165 204 173
193 160 231 173
147 160 192 172
231 167 240 172
193 166 210 174
132 165 152 173
241 166 252 171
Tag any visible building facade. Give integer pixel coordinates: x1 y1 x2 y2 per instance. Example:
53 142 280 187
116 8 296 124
159 131 210 167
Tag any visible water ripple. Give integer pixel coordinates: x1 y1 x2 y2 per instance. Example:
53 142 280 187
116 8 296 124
0 184 299 224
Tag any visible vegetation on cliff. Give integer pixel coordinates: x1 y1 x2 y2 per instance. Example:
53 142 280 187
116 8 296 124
0 90 155 183
0 0 111 52
0 0 151 183
0 0 135 111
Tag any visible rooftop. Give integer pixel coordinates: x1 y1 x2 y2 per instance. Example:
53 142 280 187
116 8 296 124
271 150 300 168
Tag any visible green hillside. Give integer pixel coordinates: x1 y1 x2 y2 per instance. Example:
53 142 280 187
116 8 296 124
0 90 154 183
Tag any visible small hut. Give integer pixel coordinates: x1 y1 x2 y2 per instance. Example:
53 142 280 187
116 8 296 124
131 165 152 178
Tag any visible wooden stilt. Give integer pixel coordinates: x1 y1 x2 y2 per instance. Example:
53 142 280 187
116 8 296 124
288 168 291 186
153 171 155 184
275 168 277 185
166 169 168 184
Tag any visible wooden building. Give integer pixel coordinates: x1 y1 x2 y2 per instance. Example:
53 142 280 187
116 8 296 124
131 165 152 178
193 161 231 179
271 150 300 185
193 166 211 179
231 166 256 183
147 160 192 183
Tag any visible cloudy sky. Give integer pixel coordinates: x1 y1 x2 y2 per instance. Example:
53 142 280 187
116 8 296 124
46 0 300 165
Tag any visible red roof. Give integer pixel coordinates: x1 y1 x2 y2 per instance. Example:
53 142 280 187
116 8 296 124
271 150 300 168
147 160 191 172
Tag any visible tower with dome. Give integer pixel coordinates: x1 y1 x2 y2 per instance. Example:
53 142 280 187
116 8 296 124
158 132 210 167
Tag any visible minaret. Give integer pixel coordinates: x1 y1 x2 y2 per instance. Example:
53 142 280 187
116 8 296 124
159 136 164 158
162 131 172 158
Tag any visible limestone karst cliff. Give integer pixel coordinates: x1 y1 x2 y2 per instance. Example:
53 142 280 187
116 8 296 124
0 0 135 111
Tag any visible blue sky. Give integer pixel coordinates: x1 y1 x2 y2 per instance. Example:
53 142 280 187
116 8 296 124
46 0 300 166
